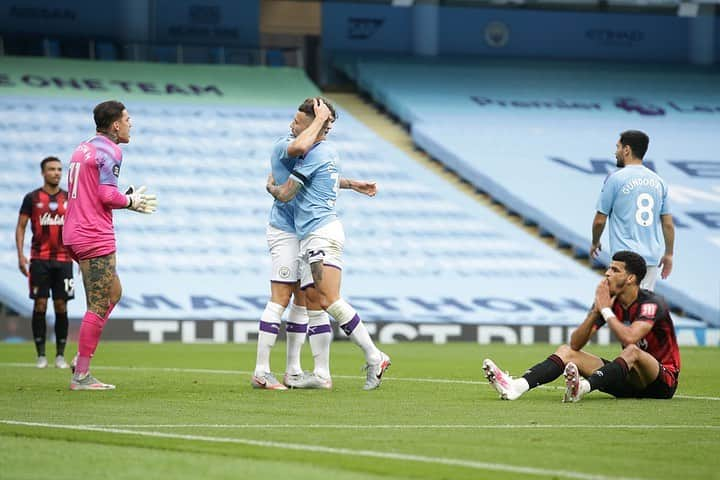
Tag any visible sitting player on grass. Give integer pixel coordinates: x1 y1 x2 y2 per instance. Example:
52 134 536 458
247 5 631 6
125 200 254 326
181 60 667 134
483 250 680 402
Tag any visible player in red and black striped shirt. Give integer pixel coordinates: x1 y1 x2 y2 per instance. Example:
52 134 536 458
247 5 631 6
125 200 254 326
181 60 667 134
483 250 680 402
15 157 74 369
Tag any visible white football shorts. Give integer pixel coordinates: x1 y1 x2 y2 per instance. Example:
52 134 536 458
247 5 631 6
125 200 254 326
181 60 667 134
640 265 658 291
299 220 345 289
266 224 300 283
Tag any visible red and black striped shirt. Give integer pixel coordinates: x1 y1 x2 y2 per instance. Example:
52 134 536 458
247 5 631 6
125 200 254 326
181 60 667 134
595 289 681 375
19 188 71 262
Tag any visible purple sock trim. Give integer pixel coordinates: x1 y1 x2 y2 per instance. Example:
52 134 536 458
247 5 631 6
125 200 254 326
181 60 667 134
308 323 332 336
548 354 565 370
340 314 360 336
259 321 280 334
286 322 308 333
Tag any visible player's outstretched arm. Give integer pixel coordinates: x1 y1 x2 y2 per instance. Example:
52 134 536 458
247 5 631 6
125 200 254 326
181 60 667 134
340 178 377 197
266 174 302 203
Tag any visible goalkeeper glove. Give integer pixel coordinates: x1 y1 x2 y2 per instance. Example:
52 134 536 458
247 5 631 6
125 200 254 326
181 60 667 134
125 185 158 214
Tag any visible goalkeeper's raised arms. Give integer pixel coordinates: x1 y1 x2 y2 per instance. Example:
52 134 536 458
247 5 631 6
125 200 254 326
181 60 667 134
125 185 158 214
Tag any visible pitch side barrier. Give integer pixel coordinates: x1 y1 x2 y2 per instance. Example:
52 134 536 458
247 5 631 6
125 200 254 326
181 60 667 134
340 57 720 327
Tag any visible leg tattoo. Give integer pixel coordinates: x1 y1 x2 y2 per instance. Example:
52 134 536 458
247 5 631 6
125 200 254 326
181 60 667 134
80 254 116 316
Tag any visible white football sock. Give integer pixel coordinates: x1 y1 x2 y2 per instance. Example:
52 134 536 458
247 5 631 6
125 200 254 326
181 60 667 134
579 379 591 397
327 298 381 365
308 310 332 378
254 302 284 376
285 303 308 376
514 377 530 396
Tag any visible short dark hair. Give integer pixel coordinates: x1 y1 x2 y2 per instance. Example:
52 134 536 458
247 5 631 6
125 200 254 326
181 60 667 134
298 96 337 122
612 251 647 285
94 100 126 131
40 156 61 171
619 130 649 160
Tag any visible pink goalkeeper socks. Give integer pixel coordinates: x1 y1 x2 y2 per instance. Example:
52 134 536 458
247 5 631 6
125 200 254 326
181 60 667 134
76 311 105 375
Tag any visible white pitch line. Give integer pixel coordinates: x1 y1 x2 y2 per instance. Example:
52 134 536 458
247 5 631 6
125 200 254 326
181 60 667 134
2 362 718 401
72 424 720 430
0 420 645 480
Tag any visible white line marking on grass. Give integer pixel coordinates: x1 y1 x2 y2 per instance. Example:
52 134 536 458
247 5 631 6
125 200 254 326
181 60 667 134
674 394 720 401
74 424 720 430
2 362 718 401
0 420 645 480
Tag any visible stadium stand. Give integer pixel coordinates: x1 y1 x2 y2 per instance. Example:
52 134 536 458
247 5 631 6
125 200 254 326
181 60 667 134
334 56 720 327
0 56 709 344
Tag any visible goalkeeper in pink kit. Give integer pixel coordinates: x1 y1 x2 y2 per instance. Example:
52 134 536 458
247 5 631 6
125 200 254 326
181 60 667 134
63 100 157 390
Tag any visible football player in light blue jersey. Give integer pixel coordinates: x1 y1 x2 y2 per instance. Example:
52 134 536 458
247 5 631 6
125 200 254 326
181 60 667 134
267 96 391 391
254 98 379 390
591 130 675 291
252 98 334 390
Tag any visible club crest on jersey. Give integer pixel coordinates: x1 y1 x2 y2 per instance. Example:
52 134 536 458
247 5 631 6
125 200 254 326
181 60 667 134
640 303 657 318
112 165 120 177
49 201 58 211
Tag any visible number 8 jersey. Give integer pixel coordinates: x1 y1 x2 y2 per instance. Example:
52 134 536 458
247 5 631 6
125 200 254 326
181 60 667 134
596 164 671 266
63 135 124 250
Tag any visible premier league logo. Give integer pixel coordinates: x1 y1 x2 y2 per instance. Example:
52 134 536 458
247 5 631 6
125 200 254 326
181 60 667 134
614 97 665 116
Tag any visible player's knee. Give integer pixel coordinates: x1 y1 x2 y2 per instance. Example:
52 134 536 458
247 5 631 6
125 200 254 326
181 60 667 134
319 294 341 311
270 291 292 307
621 343 642 360
53 299 67 314
33 298 48 313
554 344 574 361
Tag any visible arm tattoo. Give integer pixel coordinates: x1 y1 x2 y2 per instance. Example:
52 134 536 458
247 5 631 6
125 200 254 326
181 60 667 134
278 181 302 202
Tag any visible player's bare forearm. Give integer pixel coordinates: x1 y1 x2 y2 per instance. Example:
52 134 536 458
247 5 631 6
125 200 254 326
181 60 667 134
15 219 26 257
591 213 606 244
287 101 331 157
570 308 597 350
15 216 29 276
590 212 607 258
661 214 675 255
340 178 377 197
267 178 302 203
605 316 651 346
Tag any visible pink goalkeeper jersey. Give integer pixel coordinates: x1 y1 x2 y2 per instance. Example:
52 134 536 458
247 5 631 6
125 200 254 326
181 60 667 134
63 135 123 249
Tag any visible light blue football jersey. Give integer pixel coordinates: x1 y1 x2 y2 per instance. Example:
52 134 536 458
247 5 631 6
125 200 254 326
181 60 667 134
596 164 671 265
268 135 299 233
289 141 340 239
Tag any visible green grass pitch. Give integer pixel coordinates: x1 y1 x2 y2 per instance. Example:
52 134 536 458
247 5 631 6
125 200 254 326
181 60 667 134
1 342 718 480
